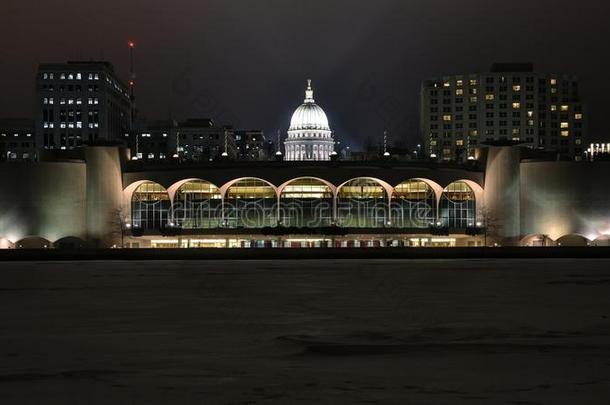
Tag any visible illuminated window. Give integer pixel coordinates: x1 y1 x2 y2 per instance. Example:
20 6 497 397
561 130 569 137
561 122 569 128
550 78 557 85
512 85 521 91
469 79 478 86
173 180 222 229
280 178 333 227
470 96 477 103
527 111 533 118
440 181 475 228
575 113 583 120
443 115 452 121
512 128 520 135
469 129 478 136
443 81 450 87
456 80 463 87
550 105 557 111
337 178 388 228
131 182 171 230
561 105 569 111
391 180 436 228
485 94 495 101
225 178 277 228
456 139 464 146
512 102 521 109
528 120 534 126
455 89 463 95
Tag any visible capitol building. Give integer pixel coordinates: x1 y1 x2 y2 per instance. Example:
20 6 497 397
284 80 335 161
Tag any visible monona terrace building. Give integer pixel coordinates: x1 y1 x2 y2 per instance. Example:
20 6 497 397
1 144 610 249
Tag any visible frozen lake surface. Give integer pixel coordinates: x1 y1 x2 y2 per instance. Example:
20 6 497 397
1 259 610 404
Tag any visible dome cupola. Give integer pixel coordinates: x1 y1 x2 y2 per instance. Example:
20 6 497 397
288 80 331 131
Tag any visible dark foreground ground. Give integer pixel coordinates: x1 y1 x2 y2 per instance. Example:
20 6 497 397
1 259 610 404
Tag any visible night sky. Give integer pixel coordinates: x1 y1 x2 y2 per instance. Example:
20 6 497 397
1 0 608 149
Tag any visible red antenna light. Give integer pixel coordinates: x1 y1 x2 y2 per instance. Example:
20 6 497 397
128 41 135 48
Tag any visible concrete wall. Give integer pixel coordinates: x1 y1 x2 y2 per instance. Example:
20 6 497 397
521 161 610 241
0 161 86 243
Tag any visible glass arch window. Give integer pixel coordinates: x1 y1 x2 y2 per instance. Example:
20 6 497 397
280 178 334 227
131 182 171 230
337 178 388 228
391 180 436 228
224 178 277 228
440 181 476 228
173 180 222 229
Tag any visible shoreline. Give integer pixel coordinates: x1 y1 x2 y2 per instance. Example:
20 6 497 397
2 246 610 261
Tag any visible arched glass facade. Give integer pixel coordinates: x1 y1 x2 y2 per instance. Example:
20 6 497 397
337 178 388 228
280 178 333 227
131 182 171 230
124 177 481 232
440 181 475 228
391 180 436 228
224 178 277 228
173 180 222 229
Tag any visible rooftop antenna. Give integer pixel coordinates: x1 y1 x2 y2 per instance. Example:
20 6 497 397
173 130 180 159
221 128 229 157
330 131 338 157
128 40 136 126
275 129 282 156
132 133 139 160
383 130 390 157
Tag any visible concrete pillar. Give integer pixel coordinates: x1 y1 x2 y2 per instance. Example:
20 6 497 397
85 146 124 248
483 146 521 246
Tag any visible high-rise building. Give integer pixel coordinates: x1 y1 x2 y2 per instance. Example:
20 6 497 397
0 118 36 161
420 63 587 162
284 80 335 161
35 61 132 153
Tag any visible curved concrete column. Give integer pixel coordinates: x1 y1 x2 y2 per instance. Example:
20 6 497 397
85 146 124 247
483 146 521 245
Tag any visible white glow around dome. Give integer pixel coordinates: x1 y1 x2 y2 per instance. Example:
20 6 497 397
288 80 331 131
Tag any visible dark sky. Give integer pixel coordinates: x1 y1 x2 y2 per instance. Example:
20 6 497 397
1 0 608 148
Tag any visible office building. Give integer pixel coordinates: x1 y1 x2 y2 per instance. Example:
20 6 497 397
35 61 132 152
0 118 36 161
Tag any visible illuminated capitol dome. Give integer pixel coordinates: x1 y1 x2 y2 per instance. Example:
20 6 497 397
284 80 335 161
